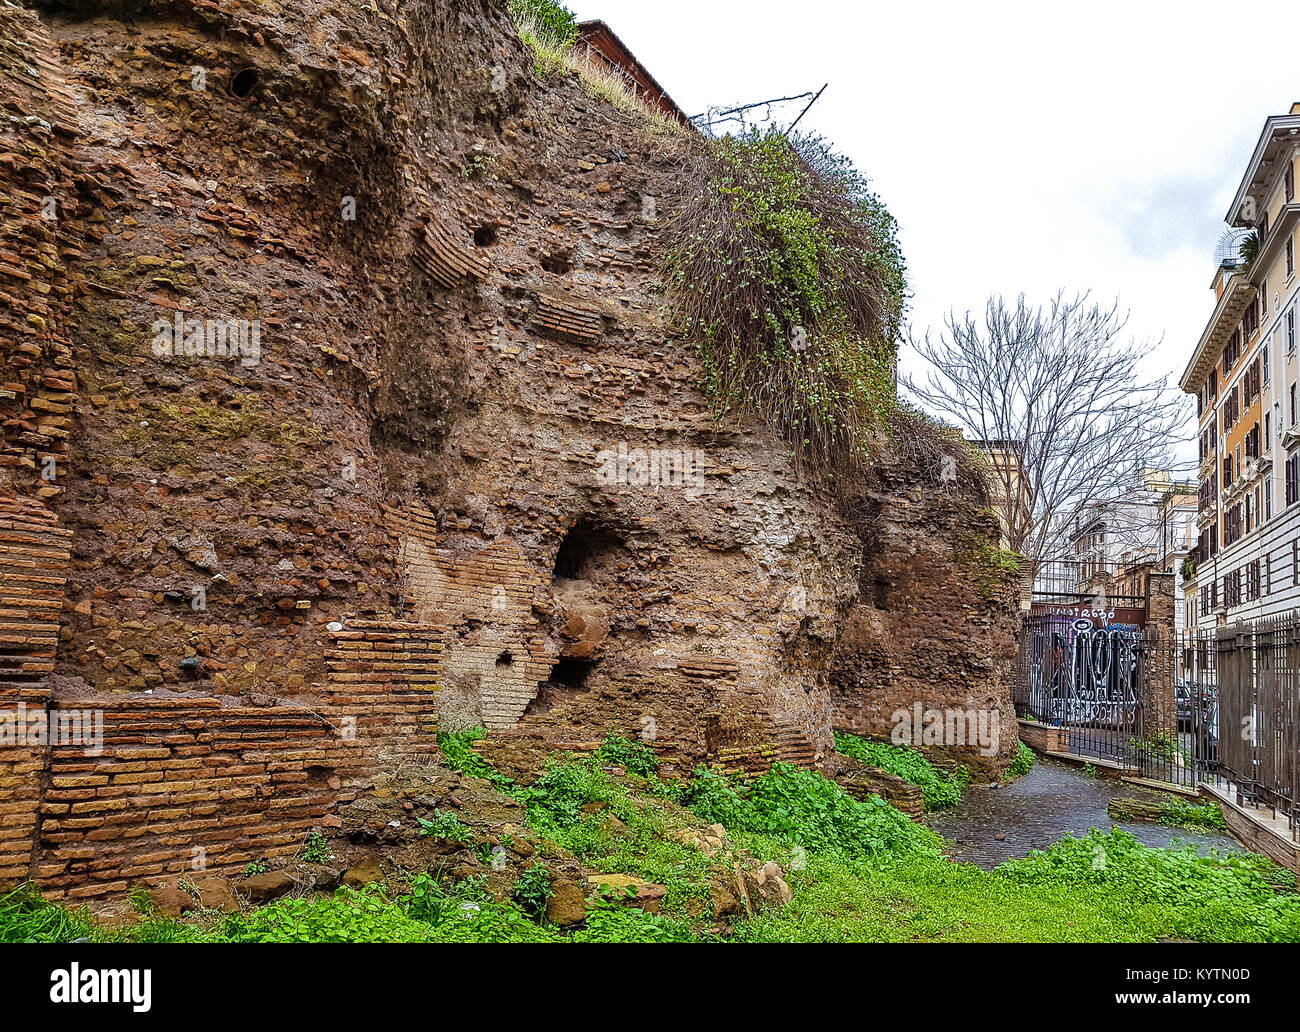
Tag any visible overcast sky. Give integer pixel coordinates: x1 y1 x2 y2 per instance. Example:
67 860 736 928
567 0 1299 440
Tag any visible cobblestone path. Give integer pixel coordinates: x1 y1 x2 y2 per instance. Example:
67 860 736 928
923 755 1242 868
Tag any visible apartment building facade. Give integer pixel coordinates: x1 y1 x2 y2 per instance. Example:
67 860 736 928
1065 472 1196 634
969 438 1030 551
1181 103 1300 630
1069 472 1195 575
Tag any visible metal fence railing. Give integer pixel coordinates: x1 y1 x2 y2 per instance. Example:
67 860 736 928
1014 610 1300 838
1214 617 1300 839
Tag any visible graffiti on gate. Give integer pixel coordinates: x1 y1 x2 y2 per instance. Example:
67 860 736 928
1026 616 1142 726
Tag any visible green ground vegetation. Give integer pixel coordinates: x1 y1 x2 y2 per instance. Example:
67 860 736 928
4 731 1295 943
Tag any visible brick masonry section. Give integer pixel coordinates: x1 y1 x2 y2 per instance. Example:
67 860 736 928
830 488 1021 774
0 500 72 882
37 700 334 898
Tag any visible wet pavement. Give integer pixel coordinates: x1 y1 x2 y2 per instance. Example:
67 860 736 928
923 756 1243 868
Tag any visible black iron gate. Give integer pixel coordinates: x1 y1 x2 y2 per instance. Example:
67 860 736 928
1013 614 1215 789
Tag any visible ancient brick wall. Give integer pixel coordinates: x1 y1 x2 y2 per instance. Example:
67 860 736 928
0 3 81 887
829 479 1021 772
0 5 79 505
0 0 1018 897
0 498 72 883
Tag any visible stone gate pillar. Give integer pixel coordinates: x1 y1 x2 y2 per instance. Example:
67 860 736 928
1145 571 1176 638
1142 572 1178 741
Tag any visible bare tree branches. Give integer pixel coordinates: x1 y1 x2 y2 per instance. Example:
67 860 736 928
902 291 1194 566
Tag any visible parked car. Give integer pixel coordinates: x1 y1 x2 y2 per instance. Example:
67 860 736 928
1175 679 1193 732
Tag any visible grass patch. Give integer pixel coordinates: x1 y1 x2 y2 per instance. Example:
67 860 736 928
0 884 213 944
734 829 1300 943
594 728 661 778
519 754 712 916
417 808 472 843
508 0 687 136
508 0 577 77
684 760 938 854
835 732 971 810
1007 741 1035 779
1156 797 1228 832
436 725 518 795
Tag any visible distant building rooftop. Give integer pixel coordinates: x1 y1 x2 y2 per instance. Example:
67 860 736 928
576 20 693 128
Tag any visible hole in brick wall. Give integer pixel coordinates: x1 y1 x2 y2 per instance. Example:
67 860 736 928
524 656 597 717
540 248 573 274
550 656 595 690
230 68 260 99
304 765 333 787
553 518 622 582
473 224 497 246
496 650 513 668
873 578 891 609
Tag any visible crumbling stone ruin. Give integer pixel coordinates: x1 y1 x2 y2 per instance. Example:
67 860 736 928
0 0 1017 899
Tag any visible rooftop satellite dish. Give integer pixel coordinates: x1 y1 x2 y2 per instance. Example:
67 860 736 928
1214 226 1252 267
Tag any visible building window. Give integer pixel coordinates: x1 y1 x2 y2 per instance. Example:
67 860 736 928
1289 158 1296 203
1265 475 1273 520
1288 452 1300 505
1224 569 1242 608
1288 236 1296 280
1223 384 1240 432
1248 560 1261 602
1224 502 1243 546
1224 329 1241 374
1244 358 1261 403
1263 343 1271 385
